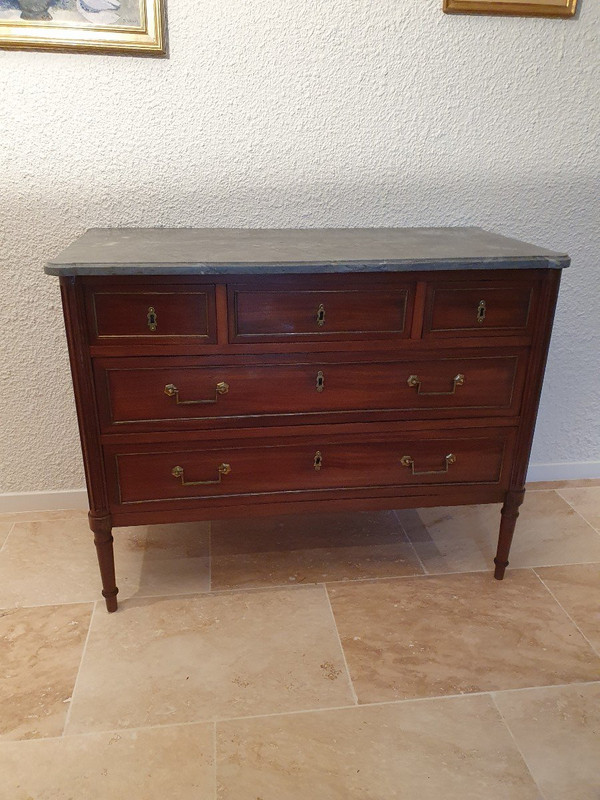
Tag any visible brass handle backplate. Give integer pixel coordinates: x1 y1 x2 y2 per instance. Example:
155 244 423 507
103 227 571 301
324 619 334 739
164 381 229 405
407 374 465 396
477 299 486 324
171 463 231 486
316 303 326 327
314 450 323 471
400 453 456 475
316 370 325 392
147 306 157 332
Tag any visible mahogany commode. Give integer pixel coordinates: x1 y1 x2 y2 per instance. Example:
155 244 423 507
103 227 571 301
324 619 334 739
46 227 568 612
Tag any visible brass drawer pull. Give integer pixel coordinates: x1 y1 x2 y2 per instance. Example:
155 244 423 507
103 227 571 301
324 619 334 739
147 306 157 332
477 299 486 324
316 370 325 392
400 453 456 475
407 373 465 396
164 381 229 405
314 450 323 471
171 463 231 486
316 303 326 327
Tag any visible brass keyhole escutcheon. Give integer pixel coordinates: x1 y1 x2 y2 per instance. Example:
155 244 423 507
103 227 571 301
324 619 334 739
314 450 323 471
477 299 486 325
316 304 326 327
316 370 325 392
147 306 157 332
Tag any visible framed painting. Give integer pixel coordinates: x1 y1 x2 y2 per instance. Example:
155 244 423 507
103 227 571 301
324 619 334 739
443 0 578 16
0 0 165 54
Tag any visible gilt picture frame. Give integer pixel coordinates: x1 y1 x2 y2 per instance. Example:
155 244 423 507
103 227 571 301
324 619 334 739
0 0 165 54
443 0 577 16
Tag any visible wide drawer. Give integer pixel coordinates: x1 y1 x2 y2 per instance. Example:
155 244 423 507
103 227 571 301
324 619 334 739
423 280 536 338
85 283 217 344
95 353 527 431
106 428 513 509
228 276 414 342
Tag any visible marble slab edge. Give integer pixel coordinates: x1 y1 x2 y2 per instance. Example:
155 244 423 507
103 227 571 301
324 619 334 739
45 256 570 277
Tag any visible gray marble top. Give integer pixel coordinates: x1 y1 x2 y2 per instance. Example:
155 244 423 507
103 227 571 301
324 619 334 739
45 227 569 276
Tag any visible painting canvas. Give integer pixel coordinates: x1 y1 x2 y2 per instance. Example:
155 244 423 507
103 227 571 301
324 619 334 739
0 0 165 53
443 0 577 16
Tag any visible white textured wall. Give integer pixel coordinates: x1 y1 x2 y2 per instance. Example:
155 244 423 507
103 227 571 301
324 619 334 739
1 0 599 496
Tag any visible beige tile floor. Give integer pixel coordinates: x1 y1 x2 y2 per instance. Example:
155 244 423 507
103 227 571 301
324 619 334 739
0 483 599 798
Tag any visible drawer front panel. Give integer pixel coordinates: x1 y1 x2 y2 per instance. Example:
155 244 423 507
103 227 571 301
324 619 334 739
96 354 525 430
86 285 217 344
108 429 512 508
230 284 412 342
424 282 535 338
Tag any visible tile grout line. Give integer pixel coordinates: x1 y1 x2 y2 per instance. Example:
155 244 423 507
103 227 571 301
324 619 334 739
532 569 600 659
322 584 359 705
0 522 16 553
0 513 87 526
61 600 97 737
2 561 600 613
489 693 549 800
5 560 600 613
555 489 600 537
24 679 599 744
212 720 218 800
393 510 429 575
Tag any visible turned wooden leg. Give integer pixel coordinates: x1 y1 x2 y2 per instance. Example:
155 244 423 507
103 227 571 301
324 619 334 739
494 489 526 580
89 513 118 612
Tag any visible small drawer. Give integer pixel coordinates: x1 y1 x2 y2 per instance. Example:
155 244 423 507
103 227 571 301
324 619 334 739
423 281 535 338
229 277 413 343
106 428 512 509
85 283 217 344
95 353 526 431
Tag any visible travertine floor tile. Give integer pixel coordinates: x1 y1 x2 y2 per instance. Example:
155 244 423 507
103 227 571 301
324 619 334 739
0 603 92 740
0 519 209 608
558 486 600 531
67 586 353 734
211 511 423 590
535 563 600 653
0 722 214 800
217 695 539 799
494 683 600 800
397 490 600 574
327 571 600 703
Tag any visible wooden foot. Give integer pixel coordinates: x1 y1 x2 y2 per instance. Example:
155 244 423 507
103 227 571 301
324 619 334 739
89 513 118 612
494 489 525 580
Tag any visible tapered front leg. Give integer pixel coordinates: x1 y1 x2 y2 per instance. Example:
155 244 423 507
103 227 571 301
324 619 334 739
494 489 525 580
89 513 118 612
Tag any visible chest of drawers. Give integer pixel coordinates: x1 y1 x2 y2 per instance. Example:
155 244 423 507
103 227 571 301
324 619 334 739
46 227 568 612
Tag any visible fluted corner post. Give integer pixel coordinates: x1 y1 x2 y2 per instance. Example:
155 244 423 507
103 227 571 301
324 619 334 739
493 489 526 580
89 513 118 612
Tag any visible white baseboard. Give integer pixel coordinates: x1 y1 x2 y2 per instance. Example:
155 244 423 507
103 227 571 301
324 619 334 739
1 462 599 513
526 461 600 483
0 489 88 514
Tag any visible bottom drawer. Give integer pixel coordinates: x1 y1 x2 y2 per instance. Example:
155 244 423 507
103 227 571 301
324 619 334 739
107 428 514 510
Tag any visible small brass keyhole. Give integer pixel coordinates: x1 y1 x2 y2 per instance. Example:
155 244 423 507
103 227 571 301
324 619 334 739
316 304 326 327
477 299 486 325
147 306 157 332
316 371 325 392
314 451 323 471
